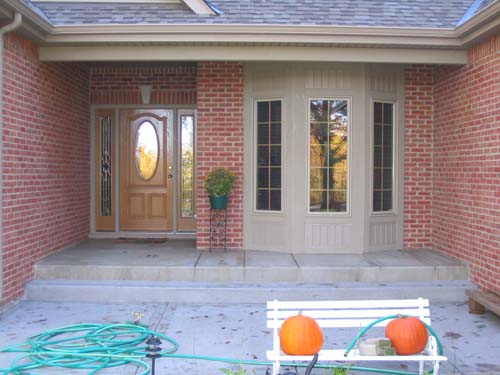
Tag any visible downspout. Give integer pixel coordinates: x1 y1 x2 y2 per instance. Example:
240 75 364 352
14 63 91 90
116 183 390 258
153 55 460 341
0 12 22 303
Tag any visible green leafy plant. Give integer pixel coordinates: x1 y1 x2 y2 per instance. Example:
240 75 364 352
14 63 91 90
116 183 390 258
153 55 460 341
331 365 351 375
204 167 236 196
219 366 250 375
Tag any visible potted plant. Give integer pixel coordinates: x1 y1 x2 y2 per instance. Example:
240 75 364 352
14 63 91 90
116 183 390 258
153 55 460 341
204 167 235 209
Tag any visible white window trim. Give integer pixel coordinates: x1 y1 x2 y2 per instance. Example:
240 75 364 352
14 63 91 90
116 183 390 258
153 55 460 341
253 98 285 215
307 97 352 216
370 98 398 216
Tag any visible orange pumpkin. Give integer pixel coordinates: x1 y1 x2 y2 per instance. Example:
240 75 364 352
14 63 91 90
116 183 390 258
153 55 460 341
385 316 428 355
279 312 323 355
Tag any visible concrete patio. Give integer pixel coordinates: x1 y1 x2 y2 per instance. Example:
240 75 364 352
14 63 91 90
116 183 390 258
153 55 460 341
1 300 500 375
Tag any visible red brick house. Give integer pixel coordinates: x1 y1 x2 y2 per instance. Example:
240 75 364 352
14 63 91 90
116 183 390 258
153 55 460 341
0 0 499 304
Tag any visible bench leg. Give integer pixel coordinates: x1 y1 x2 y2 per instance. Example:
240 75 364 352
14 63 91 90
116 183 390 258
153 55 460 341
273 360 280 375
419 360 424 375
434 360 440 375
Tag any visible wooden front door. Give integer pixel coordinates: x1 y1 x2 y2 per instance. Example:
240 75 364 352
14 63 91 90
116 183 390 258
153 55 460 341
120 110 173 231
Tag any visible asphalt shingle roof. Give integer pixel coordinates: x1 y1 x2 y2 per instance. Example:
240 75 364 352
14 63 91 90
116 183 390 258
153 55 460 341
25 0 495 28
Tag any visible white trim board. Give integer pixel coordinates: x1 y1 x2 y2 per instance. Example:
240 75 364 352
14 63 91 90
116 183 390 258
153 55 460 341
39 45 467 65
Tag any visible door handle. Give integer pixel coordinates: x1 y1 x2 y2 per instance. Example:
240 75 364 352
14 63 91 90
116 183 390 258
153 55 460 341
168 174 173 179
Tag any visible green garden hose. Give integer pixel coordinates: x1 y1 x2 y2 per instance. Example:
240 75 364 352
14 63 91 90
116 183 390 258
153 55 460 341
0 319 443 375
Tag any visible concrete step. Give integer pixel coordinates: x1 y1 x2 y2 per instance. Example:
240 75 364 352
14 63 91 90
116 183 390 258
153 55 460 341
25 279 475 304
34 249 469 283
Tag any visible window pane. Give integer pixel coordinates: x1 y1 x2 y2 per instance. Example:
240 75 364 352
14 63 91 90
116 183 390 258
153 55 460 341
257 146 269 166
257 167 269 188
372 102 394 212
270 146 281 166
180 115 194 217
257 101 270 123
270 123 281 144
309 99 348 213
383 169 393 189
383 103 393 125
373 191 382 211
329 191 347 212
310 100 329 122
310 190 327 212
270 168 281 188
257 123 269 144
270 190 281 211
310 144 328 167
256 100 282 211
383 191 393 211
271 101 282 122
374 102 383 125
310 123 329 143
257 190 269 210
374 168 382 190
383 126 393 147
374 123 383 145
309 168 324 190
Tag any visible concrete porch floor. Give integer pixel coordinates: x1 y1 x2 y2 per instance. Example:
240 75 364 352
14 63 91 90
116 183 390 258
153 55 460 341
34 239 469 284
26 239 473 304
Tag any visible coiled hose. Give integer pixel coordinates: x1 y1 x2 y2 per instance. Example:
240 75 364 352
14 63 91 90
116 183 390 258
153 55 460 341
0 319 444 375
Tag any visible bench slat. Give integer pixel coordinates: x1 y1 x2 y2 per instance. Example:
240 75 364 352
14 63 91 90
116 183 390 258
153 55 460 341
266 350 447 362
267 299 428 310
267 308 429 320
267 317 431 328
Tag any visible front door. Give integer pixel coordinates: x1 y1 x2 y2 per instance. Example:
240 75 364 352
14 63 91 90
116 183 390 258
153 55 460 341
120 110 173 231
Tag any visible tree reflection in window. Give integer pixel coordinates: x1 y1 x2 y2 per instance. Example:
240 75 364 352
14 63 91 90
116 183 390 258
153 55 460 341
135 121 159 181
181 115 194 217
309 99 348 212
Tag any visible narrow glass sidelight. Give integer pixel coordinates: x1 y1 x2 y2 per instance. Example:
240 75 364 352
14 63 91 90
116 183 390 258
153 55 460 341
256 100 282 211
309 99 348 213
180 115 194 217
135 121 159 181
100 116 112 217
373 102 394 212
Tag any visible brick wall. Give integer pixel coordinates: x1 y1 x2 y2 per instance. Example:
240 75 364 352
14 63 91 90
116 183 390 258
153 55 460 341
196 62 244 249
433 33 500 293
90 63 197 105
403 65 435 249
1 32 90 303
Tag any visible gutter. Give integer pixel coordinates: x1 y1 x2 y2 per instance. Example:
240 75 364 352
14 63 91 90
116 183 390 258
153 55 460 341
0 11 22 303
44 24 462 48
455 0 500 45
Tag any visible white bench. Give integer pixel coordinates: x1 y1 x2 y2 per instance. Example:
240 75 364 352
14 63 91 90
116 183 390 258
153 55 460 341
266 298 447 375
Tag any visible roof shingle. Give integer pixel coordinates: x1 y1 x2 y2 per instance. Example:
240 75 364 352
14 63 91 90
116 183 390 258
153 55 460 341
25 0 486 29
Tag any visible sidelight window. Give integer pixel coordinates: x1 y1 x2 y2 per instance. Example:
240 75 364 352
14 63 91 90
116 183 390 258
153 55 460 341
373 102 394 212
255 100 282 212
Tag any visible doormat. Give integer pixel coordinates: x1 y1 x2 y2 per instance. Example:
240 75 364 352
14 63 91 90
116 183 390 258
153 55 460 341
112 238 168 244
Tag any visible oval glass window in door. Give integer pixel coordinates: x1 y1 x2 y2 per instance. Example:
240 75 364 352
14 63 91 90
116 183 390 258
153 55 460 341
135 121 159 180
